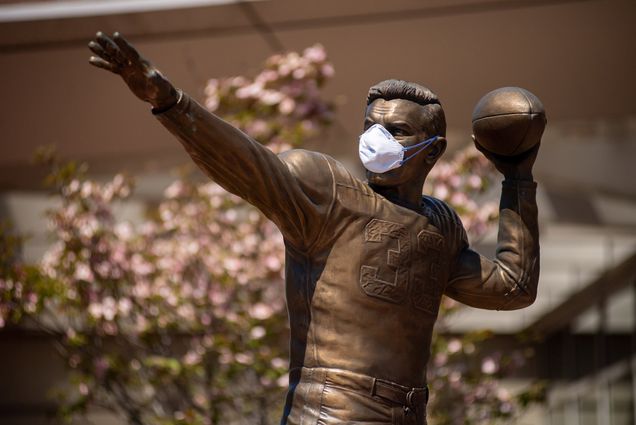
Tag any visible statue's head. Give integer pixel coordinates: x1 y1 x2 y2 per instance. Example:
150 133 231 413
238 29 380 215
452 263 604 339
362 79 447 187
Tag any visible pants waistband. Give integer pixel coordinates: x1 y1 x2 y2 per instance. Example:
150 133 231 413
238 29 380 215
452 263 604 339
293 366 429 410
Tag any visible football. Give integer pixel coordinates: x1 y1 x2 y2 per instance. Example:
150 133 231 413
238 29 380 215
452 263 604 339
471 87 546 156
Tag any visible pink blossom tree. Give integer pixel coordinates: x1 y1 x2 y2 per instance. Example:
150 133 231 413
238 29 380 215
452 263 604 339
0 45 542 425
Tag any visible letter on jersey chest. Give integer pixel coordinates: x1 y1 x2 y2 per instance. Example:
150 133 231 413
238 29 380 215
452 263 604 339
359 218 447 316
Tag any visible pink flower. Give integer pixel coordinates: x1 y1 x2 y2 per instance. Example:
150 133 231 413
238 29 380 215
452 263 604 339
79 382 89 396
183 351 201 366
229 76 248 87
114 223 133 242
468 174 482 189
177 304 195 321
245 120 269 137
264 255 281 271
118 298 132 316
235 352 254 365
434 352 448 367
255 69 278 84
95 262 112 279
250 326 266 339
497 388 511 401
236 82 263 99
224 209 238 223
249 303 274 320
303 44 326 62
481 357 498 374
67 179 80 194
259 90 284 105
204 79 218 95
209 288 228 306
81 181 94 198
447 339 462 353
271 357 286 369
102 297 117 321
135 315 148 333
292 68 307 79
88 303 103 319
222 257 241 272
433 184 449 200
201 313 212 326
321 63 335 78
450 192 468 207
164 181 185 198
205 96 219 111
131 254 153 276
132 281 151 299
279 98 295 115
277 373 289 388
74 264 93 282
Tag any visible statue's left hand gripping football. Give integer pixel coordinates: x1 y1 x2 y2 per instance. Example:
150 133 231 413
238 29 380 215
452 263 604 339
473 135 540 182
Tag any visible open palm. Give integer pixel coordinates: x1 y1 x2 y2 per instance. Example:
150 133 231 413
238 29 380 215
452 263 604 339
88 32 178 110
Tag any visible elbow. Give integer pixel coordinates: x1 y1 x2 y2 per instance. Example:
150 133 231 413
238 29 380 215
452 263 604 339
498 291 536 311
516 265 540 308
500 280 538 310
498 259 539 310
516 289 537 309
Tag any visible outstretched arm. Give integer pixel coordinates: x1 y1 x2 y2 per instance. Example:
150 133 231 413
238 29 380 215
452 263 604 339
88 32 334 251
444 143 540 310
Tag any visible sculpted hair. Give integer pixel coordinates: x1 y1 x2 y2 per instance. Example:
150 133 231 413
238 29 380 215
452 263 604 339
367 79 447 137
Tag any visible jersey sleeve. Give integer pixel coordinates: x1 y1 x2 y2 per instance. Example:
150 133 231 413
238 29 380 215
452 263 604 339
154 91 336 251
444 180 540 311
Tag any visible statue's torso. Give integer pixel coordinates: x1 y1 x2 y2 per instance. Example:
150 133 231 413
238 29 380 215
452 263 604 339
284 159 464 387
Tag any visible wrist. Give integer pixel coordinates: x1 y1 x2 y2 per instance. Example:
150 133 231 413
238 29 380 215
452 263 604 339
151 87 180 113
504 171 533 182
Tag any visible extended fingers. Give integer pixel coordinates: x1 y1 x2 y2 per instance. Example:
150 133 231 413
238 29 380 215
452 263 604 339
89 31 143 74
88 40 108 60
112 32 140 61
89 56 118 73
88 34 121 73
95 31 126 65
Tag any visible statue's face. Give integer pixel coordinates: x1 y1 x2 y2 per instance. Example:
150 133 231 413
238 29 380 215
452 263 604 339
363 98 440 187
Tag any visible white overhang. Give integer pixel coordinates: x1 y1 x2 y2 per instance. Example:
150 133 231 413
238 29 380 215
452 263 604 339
0 0 258 22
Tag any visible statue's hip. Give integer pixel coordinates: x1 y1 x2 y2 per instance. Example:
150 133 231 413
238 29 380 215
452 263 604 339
281 366 428 425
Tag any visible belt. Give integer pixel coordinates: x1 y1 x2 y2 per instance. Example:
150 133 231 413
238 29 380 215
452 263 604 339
372 378 429 413
297 367 429 412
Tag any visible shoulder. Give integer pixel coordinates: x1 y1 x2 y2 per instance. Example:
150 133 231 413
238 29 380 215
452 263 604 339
421 195 461 225
278 149 353 186
278 149 329 172
278 149 342 204
421 195 467 244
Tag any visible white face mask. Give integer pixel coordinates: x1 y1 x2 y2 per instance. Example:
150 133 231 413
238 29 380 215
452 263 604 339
359 123 439 174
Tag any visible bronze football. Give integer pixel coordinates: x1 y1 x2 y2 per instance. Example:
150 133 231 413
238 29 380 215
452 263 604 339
471 87 546 156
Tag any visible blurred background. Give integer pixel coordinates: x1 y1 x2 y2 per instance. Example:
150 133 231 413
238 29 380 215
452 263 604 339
1 0 635 424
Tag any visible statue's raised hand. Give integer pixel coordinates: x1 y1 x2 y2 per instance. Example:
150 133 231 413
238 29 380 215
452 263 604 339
88 32 178 110
472 135 539 182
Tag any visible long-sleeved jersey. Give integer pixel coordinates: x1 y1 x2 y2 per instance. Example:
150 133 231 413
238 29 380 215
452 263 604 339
155 91 540 423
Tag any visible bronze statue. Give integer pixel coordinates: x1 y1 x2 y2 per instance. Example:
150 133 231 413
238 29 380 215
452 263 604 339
88 32 540 425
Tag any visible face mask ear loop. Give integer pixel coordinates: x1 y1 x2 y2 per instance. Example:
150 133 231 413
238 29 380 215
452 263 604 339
400 136 438 165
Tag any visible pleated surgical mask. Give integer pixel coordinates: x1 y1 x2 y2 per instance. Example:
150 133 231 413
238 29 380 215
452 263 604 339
359 123 439 174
